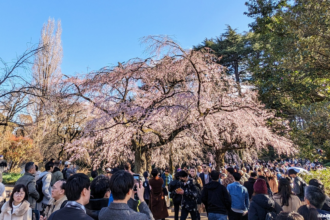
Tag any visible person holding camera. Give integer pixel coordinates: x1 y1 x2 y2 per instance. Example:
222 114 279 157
149 169 168 220
99 170 154 220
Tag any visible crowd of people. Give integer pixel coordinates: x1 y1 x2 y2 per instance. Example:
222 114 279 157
0 158 328 220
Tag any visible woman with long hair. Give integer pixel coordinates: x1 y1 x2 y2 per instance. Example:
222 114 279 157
149 169 168 220
265 170 279 193
273 177 301 212
0 184 32 220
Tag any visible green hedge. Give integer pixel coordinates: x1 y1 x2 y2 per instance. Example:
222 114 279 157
2 173 22 184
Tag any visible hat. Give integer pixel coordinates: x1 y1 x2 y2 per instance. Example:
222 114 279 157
254 179 268 194
106 168 111 173
110 168 119 174
64 161 71 166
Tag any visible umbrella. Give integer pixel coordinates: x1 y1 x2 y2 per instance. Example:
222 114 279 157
287 167 311 175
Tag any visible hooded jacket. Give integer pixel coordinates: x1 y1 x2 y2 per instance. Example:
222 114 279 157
244 178 256 199
248 194 282 220
0 200 32 220
201 181 231 215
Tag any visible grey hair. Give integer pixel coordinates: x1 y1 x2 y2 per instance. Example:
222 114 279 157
25 162 35 173
305 185 326 209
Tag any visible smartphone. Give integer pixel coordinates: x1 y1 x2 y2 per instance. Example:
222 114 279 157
133 174 140 200
133 174 140 191
133 174 140 181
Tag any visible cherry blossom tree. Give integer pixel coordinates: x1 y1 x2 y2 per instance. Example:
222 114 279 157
65 36 295 173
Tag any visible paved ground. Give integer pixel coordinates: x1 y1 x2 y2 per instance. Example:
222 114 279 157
166 209 208 220
5 185 13 198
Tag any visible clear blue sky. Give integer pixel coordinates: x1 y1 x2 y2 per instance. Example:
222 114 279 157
0 0 253 76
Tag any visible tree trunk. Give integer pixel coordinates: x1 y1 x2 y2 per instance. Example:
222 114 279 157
215 149 226 171
146 150 152 173
134 148 146 175
234 61 242 96
169 144 174 174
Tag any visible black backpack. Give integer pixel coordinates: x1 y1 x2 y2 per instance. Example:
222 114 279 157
36 177 44 203
62 168 67 180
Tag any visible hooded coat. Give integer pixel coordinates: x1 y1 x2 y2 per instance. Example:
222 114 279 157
201 181 231 215
0 200 32 220
248 194 282 220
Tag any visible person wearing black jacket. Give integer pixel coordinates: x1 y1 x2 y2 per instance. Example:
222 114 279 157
201 170 231 220
169 172 182 220
243 172 257 199
85 175 110 220
177 171 198 220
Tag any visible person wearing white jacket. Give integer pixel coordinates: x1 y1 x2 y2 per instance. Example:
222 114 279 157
37 162 54 213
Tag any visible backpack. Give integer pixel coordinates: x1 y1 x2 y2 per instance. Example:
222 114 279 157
300 179 308 198
62 168 67 180
36 177 44 203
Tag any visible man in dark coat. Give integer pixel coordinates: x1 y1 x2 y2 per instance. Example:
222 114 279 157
48 173 93 220
85 175 110 220
178 171 198 220
169 172 182 220
199 164 212 186
201 170 231 219
243 172 257 199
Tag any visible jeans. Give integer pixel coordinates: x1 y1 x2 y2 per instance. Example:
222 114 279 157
33 209 40 220
180 207 197 220
208 213 228 220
